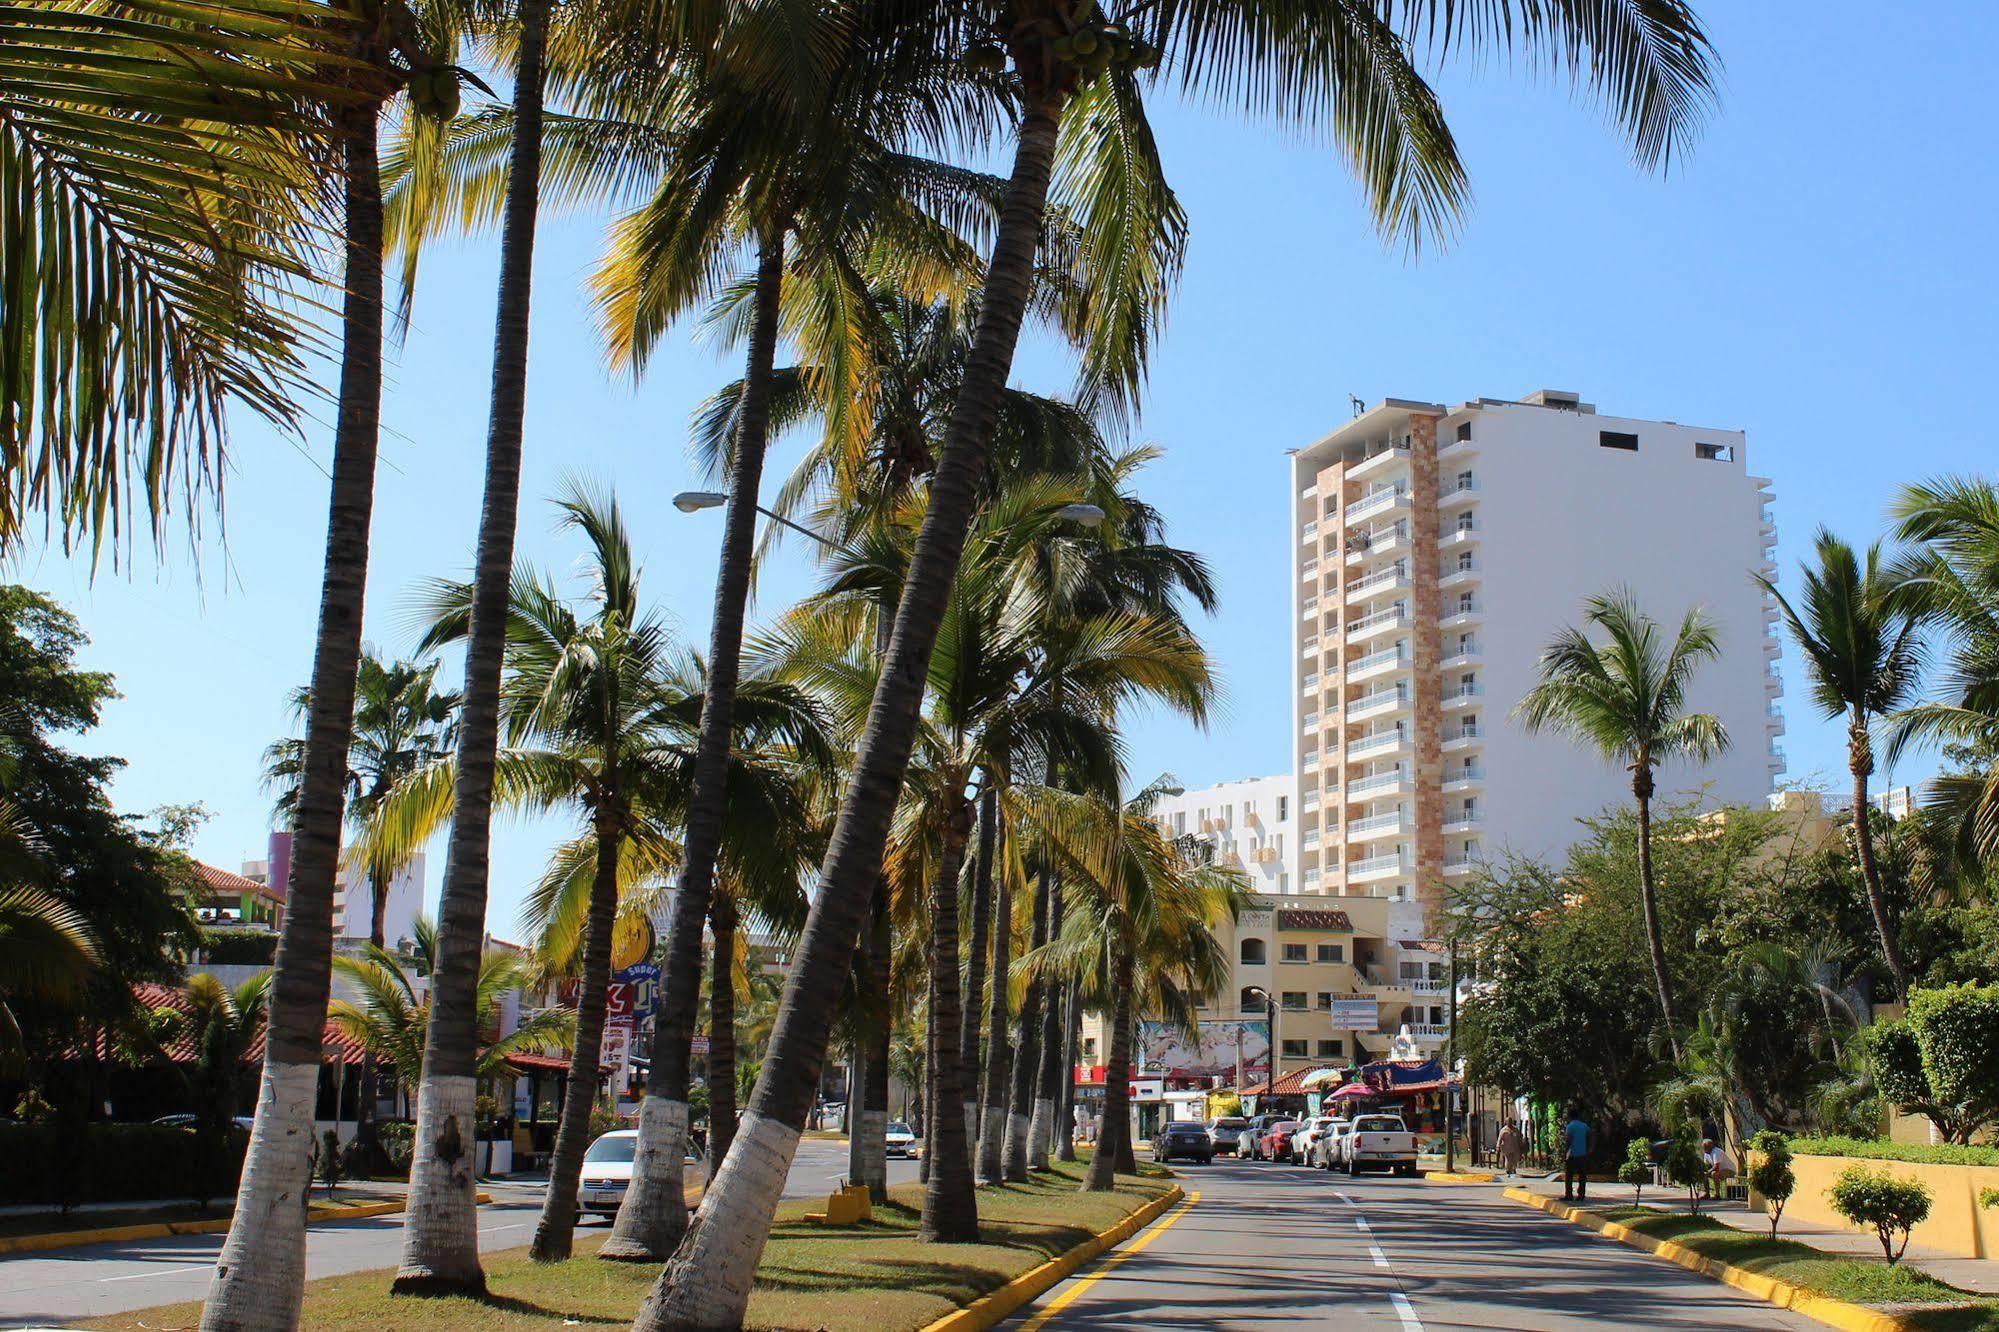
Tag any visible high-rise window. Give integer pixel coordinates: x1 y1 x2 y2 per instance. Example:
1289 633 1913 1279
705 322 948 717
1317 943 1344 963
1283 943 1308 963
1696 442 1733 461
1317 1039 1343 1057
1456 511 1475 533
1600 430 1640 451
1277 795 1289 821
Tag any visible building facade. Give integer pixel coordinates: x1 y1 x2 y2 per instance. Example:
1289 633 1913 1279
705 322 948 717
1149 774 1297 895
1292 390 1783 907
242 830 425 947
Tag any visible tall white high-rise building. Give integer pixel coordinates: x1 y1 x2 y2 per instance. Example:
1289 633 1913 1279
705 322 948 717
1291 390 1783 906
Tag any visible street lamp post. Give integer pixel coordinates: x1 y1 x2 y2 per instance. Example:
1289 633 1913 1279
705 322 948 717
1445 943 1459 1175
1244 985 1278 1110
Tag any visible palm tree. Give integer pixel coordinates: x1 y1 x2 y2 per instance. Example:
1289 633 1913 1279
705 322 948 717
646 6 1719 1318
201 10 466 1324
1758 530 1922 999
1514 590 1729 1054
329 921 572 1096
388 0 557 1288
1889 477 1999 874
0 0 366 557
150 973 272 1204
265 650 458 1174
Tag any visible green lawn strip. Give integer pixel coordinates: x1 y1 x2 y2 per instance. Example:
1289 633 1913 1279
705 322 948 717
80 1160 1170 1332
1591 1206 1999 1330
0 1187 401 1240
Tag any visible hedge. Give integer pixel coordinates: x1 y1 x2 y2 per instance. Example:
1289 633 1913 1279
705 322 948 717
198 929 279 965
1788 1135 1999 1167
0 1123 249 1207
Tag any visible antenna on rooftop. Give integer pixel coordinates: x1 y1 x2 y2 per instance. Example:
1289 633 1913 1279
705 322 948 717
1349 394 1365 418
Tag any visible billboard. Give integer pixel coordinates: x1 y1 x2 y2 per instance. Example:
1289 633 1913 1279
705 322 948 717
1136 1018 1270 1082
1325 999 1380 1031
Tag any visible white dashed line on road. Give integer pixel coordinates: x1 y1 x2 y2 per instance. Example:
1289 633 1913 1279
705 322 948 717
1391 1292 1424 1330
1368 1243 1390 1269
100 1265 209 1284
1355 1215 1370 1232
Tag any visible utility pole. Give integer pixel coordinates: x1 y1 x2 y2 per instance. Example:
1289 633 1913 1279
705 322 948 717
1445 943 1459 1175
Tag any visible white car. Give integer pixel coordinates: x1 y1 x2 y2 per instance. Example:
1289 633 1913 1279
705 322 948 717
1309 1116 1352 1169
1343 1112 1419 1177
884 1119 919 1157
575 1129 705 1218
1291 1115 1341 1165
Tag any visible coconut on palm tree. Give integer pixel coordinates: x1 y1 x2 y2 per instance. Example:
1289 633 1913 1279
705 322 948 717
1514 590 1729 1054
1758 530 1923 999
647 4 1719 1317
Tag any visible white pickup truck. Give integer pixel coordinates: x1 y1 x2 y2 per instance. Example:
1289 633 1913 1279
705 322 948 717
1340 1113 1419 1177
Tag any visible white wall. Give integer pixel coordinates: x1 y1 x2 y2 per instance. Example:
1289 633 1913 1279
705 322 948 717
1463 401 1779 863
1152 774 1298 894
337 851 426 946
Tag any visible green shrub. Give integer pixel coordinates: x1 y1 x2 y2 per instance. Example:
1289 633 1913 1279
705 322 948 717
1662 1126 1706 1216
0 1123 249 1206
1865 985 1999 1145
1827 1164 1932 1264
316 1129 345 1197
588 1099 622 1139
1789 1136 1999 1167
379 1121 415 1173
1748 1130 1796 1239
1980 1186 1999 1211
198 929 278 965
1617 1138 1653 1205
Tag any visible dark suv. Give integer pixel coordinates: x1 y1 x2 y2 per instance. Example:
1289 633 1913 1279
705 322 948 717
1152 1121 1214 1164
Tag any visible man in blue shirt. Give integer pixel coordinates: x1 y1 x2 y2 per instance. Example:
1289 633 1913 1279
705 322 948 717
1562 1109 1590 1202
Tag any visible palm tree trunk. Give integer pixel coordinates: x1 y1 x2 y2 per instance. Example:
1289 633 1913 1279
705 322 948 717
707 898 739 1168
353 865 389 1174
199 98 387 1332
1084 948 1134 1192
856 892 892 1200
1057 978 1080 1163
1633 775 1682 1060
528 822 620 1262
975 797 1012 1184
1003 862 1051 1180
1848 719 1913 1001
603 226 785 1265
958 789 994 1162
1027 877 1065 1169
635 99 1062 1329
918 1016 934 1184
396 0 547 1293
920 814 979 1239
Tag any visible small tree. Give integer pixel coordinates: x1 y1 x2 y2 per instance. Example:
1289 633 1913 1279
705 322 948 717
1662 1126 1706 1216
1868 985 1999 1144
1747 1130 1795 1239
317 1129 345 1198
1828 1165 1932 1264
1617 1138 1653 1206
1979 1186 1998 1211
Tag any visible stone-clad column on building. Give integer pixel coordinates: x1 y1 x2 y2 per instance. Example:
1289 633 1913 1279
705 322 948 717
1407 412 1446 915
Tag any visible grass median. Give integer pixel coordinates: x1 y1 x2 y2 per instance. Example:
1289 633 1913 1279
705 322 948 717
0 1187 402 1241
80 1158 1171 1332
1593 1207 1999 1331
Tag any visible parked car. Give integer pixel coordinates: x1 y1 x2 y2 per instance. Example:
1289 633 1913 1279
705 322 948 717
1343 1113 1419 1177
1291 1115 1340 1165
884 1120 918 1158
1257 1119 1301 1162
576 1129 706 1218
152 1112 256 1131
1308 1116 1352 1169
1240 1113 1287 1160
1207 1115 1251 1156
1152 1121 1214 1164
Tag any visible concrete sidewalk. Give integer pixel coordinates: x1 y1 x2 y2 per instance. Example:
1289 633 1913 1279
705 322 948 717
1503 1172 1999 1296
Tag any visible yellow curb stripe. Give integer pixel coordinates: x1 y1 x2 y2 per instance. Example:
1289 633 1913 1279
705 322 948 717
0 1191 494 1255
918 1184 1185 1332
1421 1171 1495 1184
1503 1187 1915 1332
1015 1191 1200 1330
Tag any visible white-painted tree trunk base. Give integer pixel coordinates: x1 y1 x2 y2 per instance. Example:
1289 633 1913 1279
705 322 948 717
857 1109 888 1198
601 1095 688 1261
200 1060 317 1332
1028 1097 1055 1170
976 1106 1008 1183
396 1072 483 1290
637 1111 798 1329
1001 1111 1031 1180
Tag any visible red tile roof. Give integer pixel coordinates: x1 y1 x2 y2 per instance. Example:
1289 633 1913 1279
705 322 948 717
1277 909 1354 932
128 981 366 1066
1240 1063 1347 1097
195 861 285 906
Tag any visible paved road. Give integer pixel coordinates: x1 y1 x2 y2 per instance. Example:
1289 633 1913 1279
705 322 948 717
0 1137 917 1327
1008 1156 1822 1330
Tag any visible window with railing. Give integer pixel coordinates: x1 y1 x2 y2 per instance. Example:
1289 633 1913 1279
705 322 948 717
1283 943 1308 963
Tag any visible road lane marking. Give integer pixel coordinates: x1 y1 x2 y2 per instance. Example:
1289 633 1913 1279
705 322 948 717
1016 1191 1200 1330
1391 1292 1423 1330
1355 1216 1370 1232
1368 1243 1389 1269
100 1265 209 1284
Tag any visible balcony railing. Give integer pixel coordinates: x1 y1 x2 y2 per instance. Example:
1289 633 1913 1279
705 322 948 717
1444 764 1485 785
1346 607 1407 638
1301 711 1319 730
1349 730 1407 760
1349 686 1408 720
1302 791 1321 811
1303 672 1320 691
1443 810 1483 832
1302 751 1320 770
1441 640 1482 664
1346 646 1405 678
1345 521 1407 558
1301 558 1319 579
1347 770 1407 799
1349 852 1404 876
1347 811 1404 837
1301 636 1319 657
1301 597 1319 618
1442 859 1478 876
1301 520 1318 542
1440 478 1478 504
1443 724 1482 747
1443 683 1482 704
1344 486 1408 524
1345 566 1409 599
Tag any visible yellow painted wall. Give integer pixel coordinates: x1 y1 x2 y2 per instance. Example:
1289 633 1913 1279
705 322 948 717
1754 1153 1999 1261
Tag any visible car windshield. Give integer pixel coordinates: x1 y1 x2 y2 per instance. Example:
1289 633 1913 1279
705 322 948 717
1167 1124 1205 1134
584 1134 637 1164
887 1121 912 1135
1271 1120 1298 1131
1354 1116 1406 1133
1213 1117 1247 1129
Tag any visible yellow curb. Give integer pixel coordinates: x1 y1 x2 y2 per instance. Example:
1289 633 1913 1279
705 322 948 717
0 1191 493 1255
1423 1170 1496 1184
1504 1187 1914 1332
917 1184 1186 1332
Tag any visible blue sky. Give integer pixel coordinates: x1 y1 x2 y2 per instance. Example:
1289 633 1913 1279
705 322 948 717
15 3 1996 938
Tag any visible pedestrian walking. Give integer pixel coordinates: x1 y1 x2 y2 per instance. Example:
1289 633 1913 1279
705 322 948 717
1561 1108 1590 1202
1496 1121 1524 1177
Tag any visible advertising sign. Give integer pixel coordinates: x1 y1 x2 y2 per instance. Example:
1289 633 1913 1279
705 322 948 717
607 960 661 1022
1325 999 1381 1031
1136 1018 1270 1082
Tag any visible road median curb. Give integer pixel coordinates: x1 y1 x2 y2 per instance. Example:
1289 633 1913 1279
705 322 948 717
1503 1186 1912 1332
917 1183 1185 1332
0 1191 491 1255
1422 1169 1495 1184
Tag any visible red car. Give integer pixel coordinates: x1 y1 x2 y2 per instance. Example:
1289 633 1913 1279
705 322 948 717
1257 1120 1301 1161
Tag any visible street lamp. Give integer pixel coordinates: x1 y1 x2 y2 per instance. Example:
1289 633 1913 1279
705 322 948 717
1054 503 1106 527
1244 985 1278 1109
